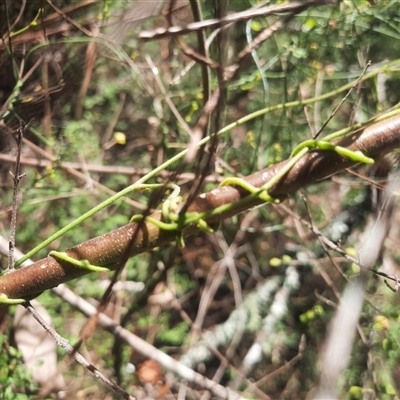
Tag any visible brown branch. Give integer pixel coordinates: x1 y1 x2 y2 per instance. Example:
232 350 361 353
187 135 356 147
1 113 400 303
139 0 337 40
8 124 26 271
0 154 223 184
52 284 245 400
24 301 136 400
19 137 146 210
0 0 97 48
223 16 291 83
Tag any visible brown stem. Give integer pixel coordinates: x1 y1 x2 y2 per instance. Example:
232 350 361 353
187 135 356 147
139 0 337 40
1 113 400 303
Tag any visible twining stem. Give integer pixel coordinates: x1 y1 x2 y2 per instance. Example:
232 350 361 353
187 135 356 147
1 112 400 302
218 61 400 139
15 183 180 267
13 58 400 266
15 103 400 267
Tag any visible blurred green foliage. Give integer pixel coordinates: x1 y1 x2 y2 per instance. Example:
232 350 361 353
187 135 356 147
0 335 38 400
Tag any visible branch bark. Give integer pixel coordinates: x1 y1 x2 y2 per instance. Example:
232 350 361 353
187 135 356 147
139 0 337 40
1 112 400 303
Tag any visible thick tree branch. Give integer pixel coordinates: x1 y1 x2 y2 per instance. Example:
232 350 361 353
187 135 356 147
1 113 400 303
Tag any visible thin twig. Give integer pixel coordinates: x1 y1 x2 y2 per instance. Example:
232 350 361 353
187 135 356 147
145 55 193 138
0 153 223 184
224 16 292 82
182 0 212 164
254 334 306 388
191 212 254 338
102 92 126 145
23 301 136 400
8 123 27 271
4 0 26 36
50 283 245 400
169 26 223 86
313 61 372 139
278 202 400 286
316 176 398 398
19 137 147 210
139 1 335 40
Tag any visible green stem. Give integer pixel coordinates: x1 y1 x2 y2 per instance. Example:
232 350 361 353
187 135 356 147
217 63 400 139
14 60 400 266
10 8 43 38
15 183 180 267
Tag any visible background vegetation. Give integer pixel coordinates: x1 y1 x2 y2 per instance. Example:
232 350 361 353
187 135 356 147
1 0 400 399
